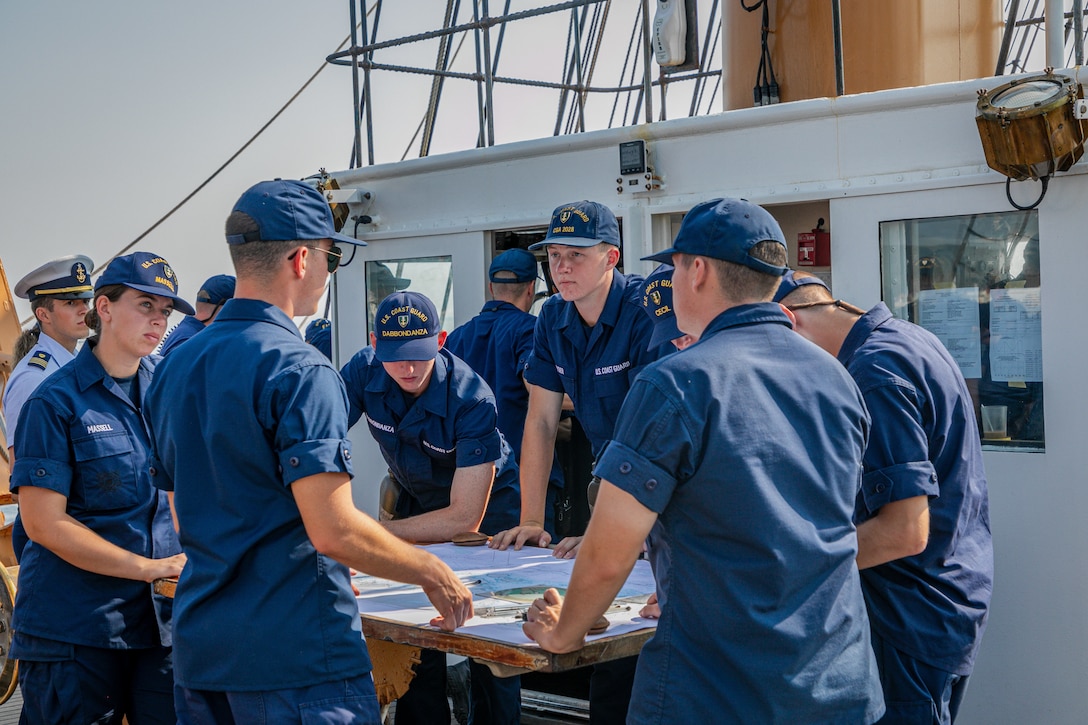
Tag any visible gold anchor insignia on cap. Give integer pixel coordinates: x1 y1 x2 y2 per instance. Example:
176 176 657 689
74 263 87 283
398 314 409 328
559 210 572 224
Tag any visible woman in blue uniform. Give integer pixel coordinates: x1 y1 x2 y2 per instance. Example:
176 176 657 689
10 251 191 725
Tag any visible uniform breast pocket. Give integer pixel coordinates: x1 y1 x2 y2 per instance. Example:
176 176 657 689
71 432 141 511
594 373 630 405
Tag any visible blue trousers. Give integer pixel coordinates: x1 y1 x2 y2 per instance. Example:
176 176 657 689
589 655 637 725
871 629 970 725
17 642 173 725
176 674 380 725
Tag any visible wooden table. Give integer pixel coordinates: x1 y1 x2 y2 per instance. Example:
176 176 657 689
154 543 657 703
152 544 652 674
357 610 652 675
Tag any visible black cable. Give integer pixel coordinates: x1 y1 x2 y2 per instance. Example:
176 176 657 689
89 33 360 282
742 0 777 106
1006 175 1049 211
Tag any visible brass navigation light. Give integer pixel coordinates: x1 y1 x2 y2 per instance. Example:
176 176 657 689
976 71 1088 209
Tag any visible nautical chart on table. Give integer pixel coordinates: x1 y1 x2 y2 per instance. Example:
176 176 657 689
353 543 657 647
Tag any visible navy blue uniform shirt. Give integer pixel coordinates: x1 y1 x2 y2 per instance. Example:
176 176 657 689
340 347 520 534
523 270 662 456
157 313 205 357
841 302 993 675
11 343 179 653
445 300 535 456
596 303 884 724
146 298 368 691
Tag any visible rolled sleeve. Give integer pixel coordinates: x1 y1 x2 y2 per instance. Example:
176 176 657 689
857 379 937 514
596 441 678 514
12 396 75 496
265 362 354 486
11 456 73 496
455 433 502 468
860 461 939 514
278 438 354 486
594 377 694 514
451 398 504 468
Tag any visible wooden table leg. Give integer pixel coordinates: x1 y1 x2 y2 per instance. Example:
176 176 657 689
366 638 422 708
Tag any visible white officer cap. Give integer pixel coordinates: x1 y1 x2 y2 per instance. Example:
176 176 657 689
14 255 95 300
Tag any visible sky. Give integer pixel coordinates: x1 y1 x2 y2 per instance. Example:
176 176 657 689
1 2 368 325
1 1 700 329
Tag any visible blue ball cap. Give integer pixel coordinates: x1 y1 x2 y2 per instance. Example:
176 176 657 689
196 274 236 305
528 200 621 250
373 291 441 362
95 252 196 316
643 198 788 276
304 318 333 359
773 269 831 303
226 179 366 248
369 262 411 294
641 264 683 349
14 255 95 301
304 318 332 342
489 248 539 283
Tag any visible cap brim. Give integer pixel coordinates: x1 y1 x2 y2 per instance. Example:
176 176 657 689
123 283 196 316
489 274 539 283
642 247 678 264
647 317 683 349
528 236 609 251
330 230 367 247
374 336 439 363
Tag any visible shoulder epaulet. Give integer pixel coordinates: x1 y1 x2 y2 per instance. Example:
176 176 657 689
27 350 52 370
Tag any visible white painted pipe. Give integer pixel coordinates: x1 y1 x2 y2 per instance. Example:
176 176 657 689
1045 0 1066 69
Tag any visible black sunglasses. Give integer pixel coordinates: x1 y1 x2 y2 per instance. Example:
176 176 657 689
288 244 343 273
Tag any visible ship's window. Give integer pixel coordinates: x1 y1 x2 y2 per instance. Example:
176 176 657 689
880 210 1043 451
365 256 454 338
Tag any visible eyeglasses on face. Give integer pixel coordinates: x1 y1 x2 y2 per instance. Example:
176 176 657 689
288 244 343 273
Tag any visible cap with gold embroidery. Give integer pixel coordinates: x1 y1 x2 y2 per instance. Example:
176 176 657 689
95 251 196 316
373 291 440 362
529 200 621 250
14 255 95 301
640 264 683 349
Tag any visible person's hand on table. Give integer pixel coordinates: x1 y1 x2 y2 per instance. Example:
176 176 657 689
423 566 474 631
489 522 551 550
522 587 582 653
552 535 582 559
639 592 661 619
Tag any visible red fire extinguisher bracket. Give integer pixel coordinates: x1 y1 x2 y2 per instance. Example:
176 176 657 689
798 225 830 267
